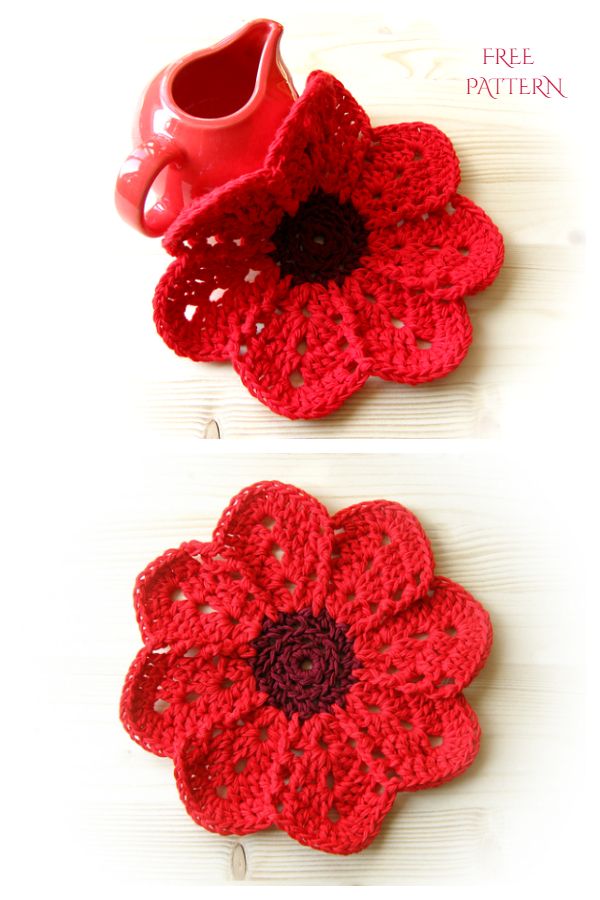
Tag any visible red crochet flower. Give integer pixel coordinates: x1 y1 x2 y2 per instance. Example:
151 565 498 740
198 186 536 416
120 482 492 854
153 71 503 419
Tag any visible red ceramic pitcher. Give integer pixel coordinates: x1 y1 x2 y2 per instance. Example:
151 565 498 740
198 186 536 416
115 19 297 237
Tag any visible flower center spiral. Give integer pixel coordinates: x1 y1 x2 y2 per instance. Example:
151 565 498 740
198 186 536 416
250 608 359 720
269 190 369 286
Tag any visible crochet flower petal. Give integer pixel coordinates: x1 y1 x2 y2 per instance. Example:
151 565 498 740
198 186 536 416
266 71 372 205
342 682 481 790
354 577 493 698
162 74 358 259
234 280 368 419
175 706 288 834
212 481 333 614
162 73 363 258
120 643 261 757
342 268 472 383
272 713 396 854
326 500 434 631
352 122 460 226
153 253 281 363
133 545 265 646
368 194 504 302
162 169 285 258
163 73 371 265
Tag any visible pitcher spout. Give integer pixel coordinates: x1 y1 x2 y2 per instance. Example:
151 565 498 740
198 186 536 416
247 18 298 111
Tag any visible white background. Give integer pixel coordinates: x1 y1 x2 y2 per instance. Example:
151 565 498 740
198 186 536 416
2 0 596 894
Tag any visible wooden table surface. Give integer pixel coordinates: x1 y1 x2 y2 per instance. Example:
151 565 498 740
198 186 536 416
106 12 583 440
12 5 586 891
59 449 582 885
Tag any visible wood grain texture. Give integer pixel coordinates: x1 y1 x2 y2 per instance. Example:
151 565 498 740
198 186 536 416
7 5 587 894
56 451 582 885
106 15 582 439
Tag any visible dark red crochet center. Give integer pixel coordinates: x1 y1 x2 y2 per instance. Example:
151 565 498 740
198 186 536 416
270 190 369 286
250 608 359 720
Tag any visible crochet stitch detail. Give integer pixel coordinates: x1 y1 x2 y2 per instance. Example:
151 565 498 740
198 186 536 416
270 190 369 286
153 71 504 419
251 607 358 719
120 481 493 855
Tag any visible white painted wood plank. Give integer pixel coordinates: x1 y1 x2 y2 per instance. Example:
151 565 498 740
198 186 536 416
11 8 586 890
45 450 582 884
98 17 583 439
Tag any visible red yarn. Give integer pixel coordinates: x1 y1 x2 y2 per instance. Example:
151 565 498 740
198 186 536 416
153 71 504 419
120 482 493 854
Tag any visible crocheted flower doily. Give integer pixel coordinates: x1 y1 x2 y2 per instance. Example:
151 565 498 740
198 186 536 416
120 482 492 854
153 71 504 419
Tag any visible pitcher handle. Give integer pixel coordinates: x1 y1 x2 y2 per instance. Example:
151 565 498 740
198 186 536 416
115 137 186 237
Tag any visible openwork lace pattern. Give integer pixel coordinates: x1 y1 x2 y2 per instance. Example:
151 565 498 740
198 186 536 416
154 71 504 419
120 482 493 854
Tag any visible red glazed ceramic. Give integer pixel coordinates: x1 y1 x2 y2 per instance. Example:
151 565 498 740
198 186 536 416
115 19 297 237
